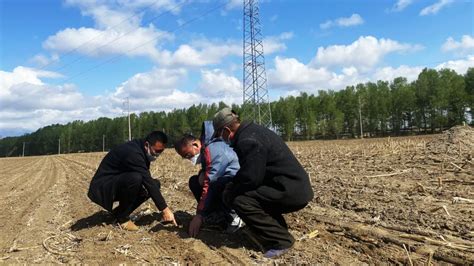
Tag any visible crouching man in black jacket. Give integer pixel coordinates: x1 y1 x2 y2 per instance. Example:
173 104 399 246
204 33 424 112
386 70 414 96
88 131 177 231
213 108 314 259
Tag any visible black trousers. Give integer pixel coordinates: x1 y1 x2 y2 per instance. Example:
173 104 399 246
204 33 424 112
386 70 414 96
112 172 150 222
232 191 307 251
188 175 235 223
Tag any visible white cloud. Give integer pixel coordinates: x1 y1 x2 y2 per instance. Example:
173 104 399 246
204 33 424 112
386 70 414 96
435 55 474 74
110 67 244 111
44 0 289 68
311 36 423 70
0 108 103 136
392 0 414 12
112 67 187 100
320 14 364 29
0 65 197 135
373 65 424 82
0 66 102 134
29 54 60 67
0 66 63 99
263 32 294 54
65 0 182 29
268 56 365 91
114 0 183 15
157 33 291 67
0 67 87 111
420 0 454 16
198 69 242 104
108 67 200 112
225 0 242 10
44 26 172 59
442 35 474 55
157 40 241 67
44 0 175 60
268 53 474 94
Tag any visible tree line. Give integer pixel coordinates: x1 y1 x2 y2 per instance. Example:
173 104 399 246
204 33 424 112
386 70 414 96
1 67 473 157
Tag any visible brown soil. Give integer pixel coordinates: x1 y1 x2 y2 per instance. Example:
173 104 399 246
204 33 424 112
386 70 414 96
0 126 473 264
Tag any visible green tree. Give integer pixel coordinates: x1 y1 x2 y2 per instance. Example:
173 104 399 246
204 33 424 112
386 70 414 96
439 69 467 126
464 68 474 123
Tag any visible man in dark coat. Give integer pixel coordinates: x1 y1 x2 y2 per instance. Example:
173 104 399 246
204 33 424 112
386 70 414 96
88 131 177 231
213 108 314 258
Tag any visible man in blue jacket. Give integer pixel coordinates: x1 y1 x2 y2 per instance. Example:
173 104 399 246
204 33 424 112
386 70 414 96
213 108 314 258
175 121 242 237
88 131 177 231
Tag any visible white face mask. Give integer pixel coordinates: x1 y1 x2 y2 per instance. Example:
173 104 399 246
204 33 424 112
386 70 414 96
190 153 201 165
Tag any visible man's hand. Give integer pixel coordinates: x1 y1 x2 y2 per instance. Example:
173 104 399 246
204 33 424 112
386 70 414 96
161 207 178 226
188 214 203 237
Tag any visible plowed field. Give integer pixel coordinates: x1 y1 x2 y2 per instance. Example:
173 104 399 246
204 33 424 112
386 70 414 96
1 126 473 264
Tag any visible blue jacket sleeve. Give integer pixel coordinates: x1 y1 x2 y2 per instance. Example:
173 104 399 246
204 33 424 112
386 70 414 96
197 145 229 216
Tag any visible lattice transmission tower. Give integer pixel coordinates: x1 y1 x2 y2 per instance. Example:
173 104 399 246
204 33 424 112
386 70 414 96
242 0 272 128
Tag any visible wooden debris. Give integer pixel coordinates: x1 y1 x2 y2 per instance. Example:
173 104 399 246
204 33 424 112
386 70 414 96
403 244 414 266
364 169 411 178
297 230 319 241
430 205 451 217
452 197 474 204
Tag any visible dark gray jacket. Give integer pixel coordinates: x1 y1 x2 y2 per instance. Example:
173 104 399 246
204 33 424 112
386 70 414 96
230 122 314 206
88 139 167 212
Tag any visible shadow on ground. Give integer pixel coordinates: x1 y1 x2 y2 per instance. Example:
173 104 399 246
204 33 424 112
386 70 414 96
149 210 260 252
70 210 115 231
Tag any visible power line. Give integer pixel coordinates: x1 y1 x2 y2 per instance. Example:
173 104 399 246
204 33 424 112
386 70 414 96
37 0 187 72
61 2 228 84
50 0 189 74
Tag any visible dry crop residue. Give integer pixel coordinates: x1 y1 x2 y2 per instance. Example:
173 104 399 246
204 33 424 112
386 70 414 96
0 126 473 264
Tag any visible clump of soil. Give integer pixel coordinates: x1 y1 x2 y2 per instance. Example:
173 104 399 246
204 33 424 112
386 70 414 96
426 125 474 158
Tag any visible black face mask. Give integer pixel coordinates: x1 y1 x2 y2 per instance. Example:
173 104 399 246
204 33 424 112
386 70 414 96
147 153 158 162
146 142 160 162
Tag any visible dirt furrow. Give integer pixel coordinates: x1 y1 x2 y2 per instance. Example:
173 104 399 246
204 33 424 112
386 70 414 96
0 157 59 259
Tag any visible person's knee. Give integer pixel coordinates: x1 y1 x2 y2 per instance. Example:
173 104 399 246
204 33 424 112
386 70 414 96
188 175 200 191
128 172 143 185
232 195 254 212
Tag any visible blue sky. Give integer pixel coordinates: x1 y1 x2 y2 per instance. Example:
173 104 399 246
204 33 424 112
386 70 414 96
0 0 473 137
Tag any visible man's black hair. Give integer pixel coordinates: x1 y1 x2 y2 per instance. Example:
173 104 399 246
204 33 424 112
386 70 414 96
145 131 168 145
174 134 196 152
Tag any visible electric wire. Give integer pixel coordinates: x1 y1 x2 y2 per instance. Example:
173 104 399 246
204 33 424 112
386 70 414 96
48 0 189 73
60 1 228 84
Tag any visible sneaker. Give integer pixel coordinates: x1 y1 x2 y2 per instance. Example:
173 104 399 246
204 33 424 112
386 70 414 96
263 248 290 259
119 220 139 231
226 216 244 233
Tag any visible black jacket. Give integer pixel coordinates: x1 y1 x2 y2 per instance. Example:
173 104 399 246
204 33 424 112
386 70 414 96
230 122 314 206
87 139 167 211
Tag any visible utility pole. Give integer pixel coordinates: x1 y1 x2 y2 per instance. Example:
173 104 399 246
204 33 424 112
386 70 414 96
58 138 61 155
243 0 272 128
102 134 105 152
125 97 132 141
22 142 25 157
358 96 364 139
